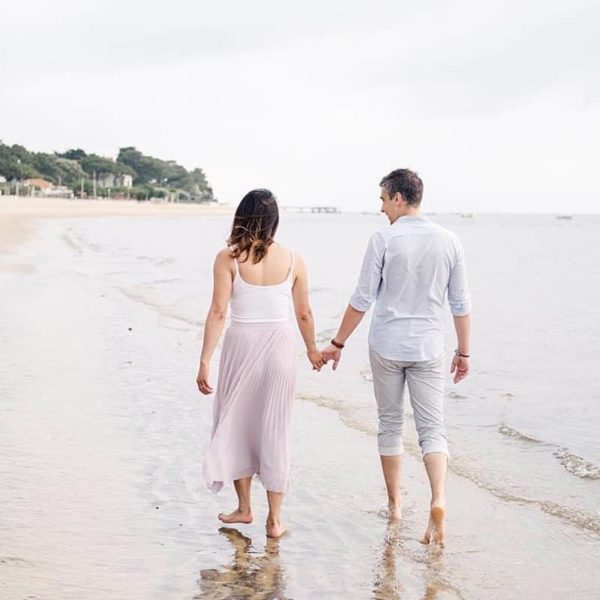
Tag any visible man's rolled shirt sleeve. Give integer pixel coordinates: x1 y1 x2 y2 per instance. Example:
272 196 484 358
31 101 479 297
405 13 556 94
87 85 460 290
448 240 472 316
349 232 386 312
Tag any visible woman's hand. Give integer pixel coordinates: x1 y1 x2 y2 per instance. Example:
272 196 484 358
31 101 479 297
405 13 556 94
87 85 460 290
307 349 325 371
197 361 214 394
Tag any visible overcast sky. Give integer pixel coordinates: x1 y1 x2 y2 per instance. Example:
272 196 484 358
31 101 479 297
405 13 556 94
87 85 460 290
1 0 598 212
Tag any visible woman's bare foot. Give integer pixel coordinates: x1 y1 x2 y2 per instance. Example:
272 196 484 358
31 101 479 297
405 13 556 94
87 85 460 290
217 508 253 524
266 519 287 538
421 503 445 545
388 504 403 522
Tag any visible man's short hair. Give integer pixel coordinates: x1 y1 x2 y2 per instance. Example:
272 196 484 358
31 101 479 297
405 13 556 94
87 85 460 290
379 169 423 206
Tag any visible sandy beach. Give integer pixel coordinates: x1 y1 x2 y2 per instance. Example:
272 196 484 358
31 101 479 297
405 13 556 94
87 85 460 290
0 196 233 258
1 204 599 599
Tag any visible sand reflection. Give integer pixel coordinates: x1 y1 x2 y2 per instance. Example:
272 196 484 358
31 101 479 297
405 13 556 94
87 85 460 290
197 527 289 599
372 523 452 600
372 523 405 599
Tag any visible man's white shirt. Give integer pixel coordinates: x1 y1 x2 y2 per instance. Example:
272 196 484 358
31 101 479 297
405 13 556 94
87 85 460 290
349 215 471 362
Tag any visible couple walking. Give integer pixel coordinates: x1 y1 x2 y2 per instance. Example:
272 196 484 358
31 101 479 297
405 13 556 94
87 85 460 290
197 169 471 543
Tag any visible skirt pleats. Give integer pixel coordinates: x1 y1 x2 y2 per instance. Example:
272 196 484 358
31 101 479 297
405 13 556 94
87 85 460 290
203 320 296 493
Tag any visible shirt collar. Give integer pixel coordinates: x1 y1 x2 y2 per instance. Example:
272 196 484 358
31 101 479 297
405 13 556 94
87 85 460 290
393 215 428 225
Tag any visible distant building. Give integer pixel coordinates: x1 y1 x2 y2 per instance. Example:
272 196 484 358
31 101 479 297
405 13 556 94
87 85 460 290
45 185 74 199
22 178 73 198
120 174 133 188
97 173 133 188
24 178 53 191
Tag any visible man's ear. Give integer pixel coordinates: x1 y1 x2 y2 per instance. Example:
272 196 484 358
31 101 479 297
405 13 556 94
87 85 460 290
394 192 404 205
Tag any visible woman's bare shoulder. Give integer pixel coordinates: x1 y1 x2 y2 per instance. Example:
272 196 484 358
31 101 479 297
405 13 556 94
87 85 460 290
289 249 305 275
274 243 301 259
216 246 234 257
215 247 235 265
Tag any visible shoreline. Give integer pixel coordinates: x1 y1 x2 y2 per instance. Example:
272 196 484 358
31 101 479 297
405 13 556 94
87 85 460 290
0 195 234 259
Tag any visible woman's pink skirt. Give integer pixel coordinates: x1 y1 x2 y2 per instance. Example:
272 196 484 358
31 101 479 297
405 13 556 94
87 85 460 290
203 320 297 493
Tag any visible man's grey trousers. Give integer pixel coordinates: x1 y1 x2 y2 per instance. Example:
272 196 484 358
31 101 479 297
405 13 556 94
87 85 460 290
369 348 449 457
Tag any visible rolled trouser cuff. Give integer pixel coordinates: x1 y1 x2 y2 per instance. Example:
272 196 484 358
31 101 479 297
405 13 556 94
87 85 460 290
378 438 404 456
420 440 449 458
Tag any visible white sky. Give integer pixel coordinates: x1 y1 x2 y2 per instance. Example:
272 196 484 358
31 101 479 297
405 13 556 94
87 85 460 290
1 0 599 212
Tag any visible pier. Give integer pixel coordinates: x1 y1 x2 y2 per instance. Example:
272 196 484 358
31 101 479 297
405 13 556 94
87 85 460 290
284 206 341 214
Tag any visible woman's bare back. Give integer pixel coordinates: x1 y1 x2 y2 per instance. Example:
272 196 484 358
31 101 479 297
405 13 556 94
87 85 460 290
235 243 293 286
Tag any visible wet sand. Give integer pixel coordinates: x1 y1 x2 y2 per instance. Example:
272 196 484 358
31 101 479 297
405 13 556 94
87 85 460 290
0 196 233 264
1 207 599 599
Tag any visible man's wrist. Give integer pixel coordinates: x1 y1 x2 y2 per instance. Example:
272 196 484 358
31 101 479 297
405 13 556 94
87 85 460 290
330 338 345 349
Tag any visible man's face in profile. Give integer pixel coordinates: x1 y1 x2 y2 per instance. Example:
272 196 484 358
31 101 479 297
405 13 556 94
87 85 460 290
380 187 397 223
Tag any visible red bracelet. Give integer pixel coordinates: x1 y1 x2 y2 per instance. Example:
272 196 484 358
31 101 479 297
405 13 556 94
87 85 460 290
331 338 345 349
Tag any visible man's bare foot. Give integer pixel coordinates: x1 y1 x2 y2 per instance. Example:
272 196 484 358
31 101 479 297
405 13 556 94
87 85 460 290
266 519 287 538
388 504 403 522
421 503 445 545
217 509 253 524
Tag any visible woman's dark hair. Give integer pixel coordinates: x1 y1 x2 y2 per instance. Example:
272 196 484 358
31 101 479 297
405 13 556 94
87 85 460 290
227 189 279 264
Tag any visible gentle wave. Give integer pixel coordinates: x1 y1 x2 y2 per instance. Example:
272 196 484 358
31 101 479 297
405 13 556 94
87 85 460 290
299 393 600 536
497 423 541 444
62 228 103 254
297 393 376 437
553 447 600 480
450 460 600 536
61 231 85 255
499 422 600 480
115 286 203 329
61 230 202 330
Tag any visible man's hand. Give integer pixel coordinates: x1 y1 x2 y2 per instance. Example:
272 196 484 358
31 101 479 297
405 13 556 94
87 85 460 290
322 344 342 370
450 355 469 384
197 361 214 394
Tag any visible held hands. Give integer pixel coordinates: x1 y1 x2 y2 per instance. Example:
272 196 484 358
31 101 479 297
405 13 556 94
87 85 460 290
307 349 325 371
321 344 342 371
450 354 470 384
197 361 214 395
307 340 342 372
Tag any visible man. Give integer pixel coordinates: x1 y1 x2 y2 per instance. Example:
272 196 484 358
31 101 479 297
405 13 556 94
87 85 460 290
322 169 471 545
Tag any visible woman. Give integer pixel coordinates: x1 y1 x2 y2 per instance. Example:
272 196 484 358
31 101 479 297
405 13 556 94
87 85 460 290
197 189 323 538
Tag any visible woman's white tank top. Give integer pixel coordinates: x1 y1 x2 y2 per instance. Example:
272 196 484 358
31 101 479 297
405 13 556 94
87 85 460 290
230 250 294 323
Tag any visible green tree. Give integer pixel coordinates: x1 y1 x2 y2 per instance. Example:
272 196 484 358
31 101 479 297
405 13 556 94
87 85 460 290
80 154 134 178
117 146 214 200
0 141 215 202
0 142 38 180
57 148 87 161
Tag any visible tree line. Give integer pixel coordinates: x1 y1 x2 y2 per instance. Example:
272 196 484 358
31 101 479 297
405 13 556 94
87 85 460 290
0 142 215 202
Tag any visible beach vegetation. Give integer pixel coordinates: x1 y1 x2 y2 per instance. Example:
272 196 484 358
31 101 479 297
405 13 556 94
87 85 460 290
0 140 215 202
